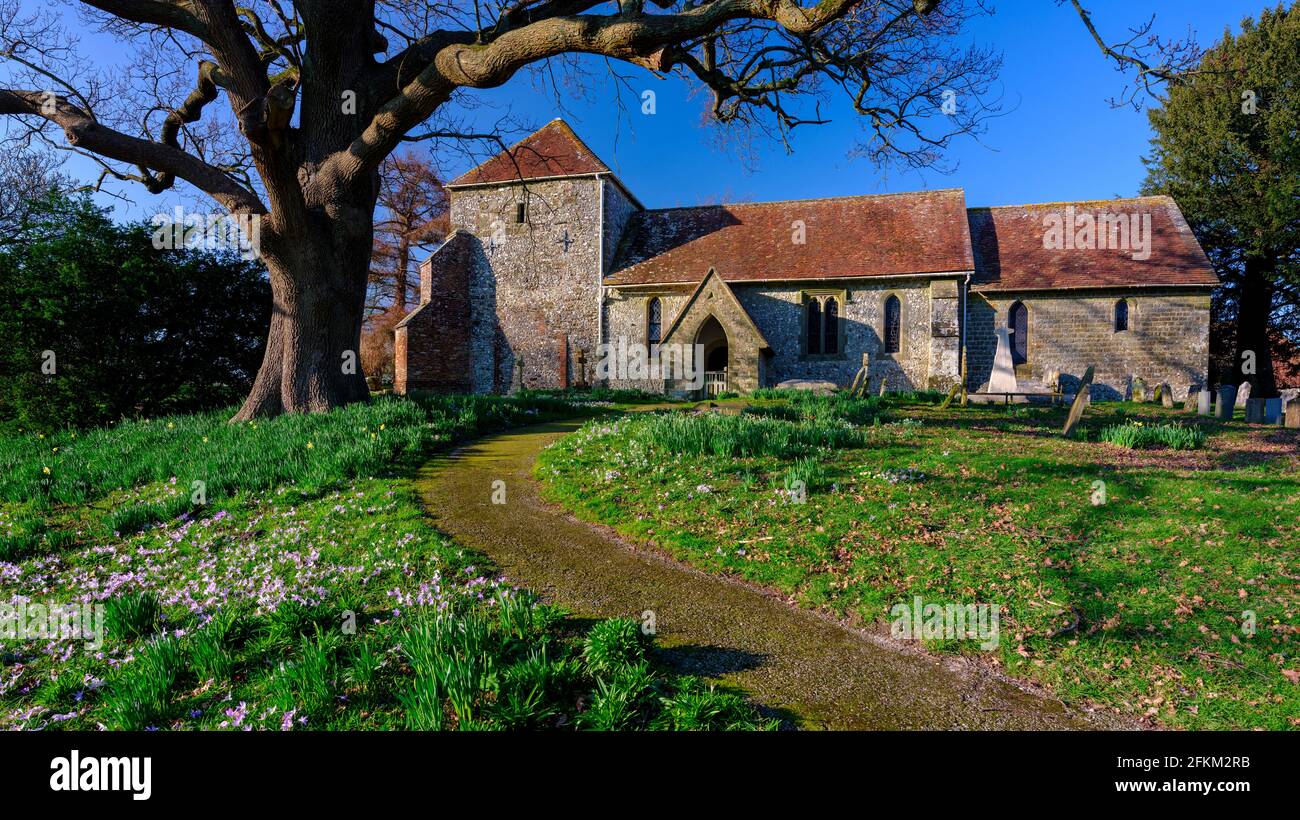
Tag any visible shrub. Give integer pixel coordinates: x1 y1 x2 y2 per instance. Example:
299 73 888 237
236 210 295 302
1099 421 1207 450
578 662 658 730
0 191 270 430
654 678 770 731
583 618 651 673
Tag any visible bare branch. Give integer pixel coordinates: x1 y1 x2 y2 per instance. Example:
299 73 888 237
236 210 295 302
0 88 264 213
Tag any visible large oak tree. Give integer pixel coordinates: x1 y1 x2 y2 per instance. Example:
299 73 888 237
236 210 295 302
1 0 1004 417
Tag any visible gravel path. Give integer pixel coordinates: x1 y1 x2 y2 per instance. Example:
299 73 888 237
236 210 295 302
417 419 1130 730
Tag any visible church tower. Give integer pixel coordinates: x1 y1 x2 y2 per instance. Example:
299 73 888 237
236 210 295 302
395 120 640 394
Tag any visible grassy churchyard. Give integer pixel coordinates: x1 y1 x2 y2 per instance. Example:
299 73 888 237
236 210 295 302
0 392 772 731
538 390 1300 730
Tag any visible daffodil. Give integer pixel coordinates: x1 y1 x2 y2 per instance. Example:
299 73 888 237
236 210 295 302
306 441 314 449
42 466 50 475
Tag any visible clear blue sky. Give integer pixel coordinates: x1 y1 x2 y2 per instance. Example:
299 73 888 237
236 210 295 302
20 0 1271 217
454 0 1266 210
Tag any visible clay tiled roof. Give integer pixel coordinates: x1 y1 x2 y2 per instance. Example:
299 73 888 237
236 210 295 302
605 189 974 285
447 120 610 187
969 196 1219 292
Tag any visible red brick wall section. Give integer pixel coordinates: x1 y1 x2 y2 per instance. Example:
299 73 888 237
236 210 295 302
394 232 474 393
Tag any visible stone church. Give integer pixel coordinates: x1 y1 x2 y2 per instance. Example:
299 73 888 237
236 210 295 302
395 120 1218 400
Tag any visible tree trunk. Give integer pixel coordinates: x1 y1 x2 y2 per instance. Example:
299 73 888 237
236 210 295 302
1232 255 1277 398
232 230 372 420
395 233 410 315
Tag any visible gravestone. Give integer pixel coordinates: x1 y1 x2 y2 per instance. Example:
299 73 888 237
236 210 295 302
988 326 1018 393
1264 398 1283 425
849 352 870 396
509 355 525 395
1130 376 1147 402
1286 401 1300 429
574 349 589 389
1155 383 1174 408
1197 390 1213 416
1183 394 1197 413
1215 385 1237 420
939 382 962 410
775 379 837 395
1245 398 1266 424
1061 365 1095 438
1235 380 1252 407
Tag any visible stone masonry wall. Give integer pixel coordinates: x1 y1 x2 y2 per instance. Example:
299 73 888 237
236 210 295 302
449 178 603 392
394 234 475 394
967 289 1212 400
601 286 691 392
602 277 963 393
736 279 943 391
601 179 640 277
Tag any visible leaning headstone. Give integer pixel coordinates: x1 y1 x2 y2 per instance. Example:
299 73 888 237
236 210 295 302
1197 390 1213 416
1286 401 1300 429
1235 380 1252 407
1156 383 1174 408
1245 398 1266 424
939 382 962 410
1215 384 1237 420
1264 398 1283 425
849 352 870 396
509 355 525 395
988 326 1018 393
1062 366 1095 438
1130 377 1147 403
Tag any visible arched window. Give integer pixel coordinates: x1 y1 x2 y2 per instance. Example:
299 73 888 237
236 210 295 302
823 297 839 355
806 298 822 355
647 297 662 348
1114 298 1129 332
884 295 901 354
1009 301 1028 365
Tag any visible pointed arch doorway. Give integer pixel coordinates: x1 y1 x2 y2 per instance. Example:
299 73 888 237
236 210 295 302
697 314 729 397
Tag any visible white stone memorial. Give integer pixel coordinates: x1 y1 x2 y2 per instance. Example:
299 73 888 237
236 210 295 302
988 326 1018 394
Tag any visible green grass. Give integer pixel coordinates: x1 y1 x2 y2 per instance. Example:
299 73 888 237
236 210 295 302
1099 420 1207 450
539 399 1300 730
632 412 864 459
0 394 772 731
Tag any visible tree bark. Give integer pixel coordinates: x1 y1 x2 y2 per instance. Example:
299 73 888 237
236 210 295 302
395 231 410 315
1232 255 1277 398
232 224 373 419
